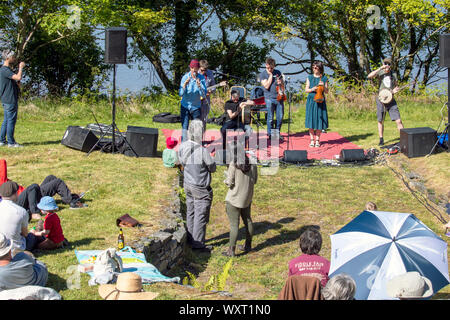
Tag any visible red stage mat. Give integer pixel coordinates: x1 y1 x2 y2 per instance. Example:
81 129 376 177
161 129 361 161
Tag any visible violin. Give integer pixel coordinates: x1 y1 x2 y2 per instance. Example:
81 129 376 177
314 77 325 103
275 74 287 102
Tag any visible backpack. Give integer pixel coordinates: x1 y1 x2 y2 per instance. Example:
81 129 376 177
152 112 181 123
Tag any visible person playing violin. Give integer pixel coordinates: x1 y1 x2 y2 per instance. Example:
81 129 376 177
259 57 285 142
367 58 404 146
304 60 329 147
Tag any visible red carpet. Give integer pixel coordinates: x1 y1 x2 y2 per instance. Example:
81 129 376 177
161 129 361 161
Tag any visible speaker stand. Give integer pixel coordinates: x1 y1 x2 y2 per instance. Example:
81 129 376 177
86 65 138 157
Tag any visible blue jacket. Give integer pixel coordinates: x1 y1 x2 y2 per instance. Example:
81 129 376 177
179 72 207 111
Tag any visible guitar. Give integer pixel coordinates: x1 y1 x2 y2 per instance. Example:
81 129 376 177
207 81 228 93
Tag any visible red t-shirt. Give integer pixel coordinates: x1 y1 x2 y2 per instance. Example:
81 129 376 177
43 212 64 244
288 254 331 287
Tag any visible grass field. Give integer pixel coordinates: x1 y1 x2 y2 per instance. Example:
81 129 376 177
0 93 449 300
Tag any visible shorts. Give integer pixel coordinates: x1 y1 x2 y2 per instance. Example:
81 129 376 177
376 98 401 122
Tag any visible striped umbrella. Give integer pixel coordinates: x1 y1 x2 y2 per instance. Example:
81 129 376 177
329 210 449 300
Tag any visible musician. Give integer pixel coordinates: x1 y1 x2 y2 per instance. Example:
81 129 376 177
259 57 284 141
179 59 207 142
305 60 329 147
198 60 216 130
367 58 404 146
220 90 254 151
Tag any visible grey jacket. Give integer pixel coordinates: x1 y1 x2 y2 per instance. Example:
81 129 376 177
178 140 216 189
225 162 258 208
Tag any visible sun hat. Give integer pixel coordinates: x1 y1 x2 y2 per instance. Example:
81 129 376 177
166 137 178 149
0 233 12 257
98 272 159 300
0 181 19 197
189 59 200 68
386 272 433 299
37 196 58 211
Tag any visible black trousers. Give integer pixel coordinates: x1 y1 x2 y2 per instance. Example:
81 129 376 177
220 120 251 150
17 175 76 215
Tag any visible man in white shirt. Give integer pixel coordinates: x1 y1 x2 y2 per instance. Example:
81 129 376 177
0 181 29 255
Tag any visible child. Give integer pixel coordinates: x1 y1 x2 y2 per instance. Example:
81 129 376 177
31 196 65 250
163 137 179 168
365 201 377 211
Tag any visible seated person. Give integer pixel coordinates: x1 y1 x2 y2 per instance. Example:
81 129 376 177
0 181 29 255
288 228 331 288
162 137 179 168
220 90 254 151
28 196 65 250
0 232 48 290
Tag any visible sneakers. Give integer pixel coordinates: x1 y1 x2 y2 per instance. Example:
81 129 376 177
8 143 23 148
192 245 213 253
379 137 384 146
70 200 88 209
0 142 5 147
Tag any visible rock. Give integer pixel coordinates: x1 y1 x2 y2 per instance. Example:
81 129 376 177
406 171 422 180
410 181 427 193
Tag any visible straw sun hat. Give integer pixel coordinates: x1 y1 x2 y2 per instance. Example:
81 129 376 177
98 272 159 300
386 272 433 299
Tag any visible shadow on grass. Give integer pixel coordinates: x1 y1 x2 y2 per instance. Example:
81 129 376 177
33 237 104 258
46 272 70 292
21 140 62 147
343 133 374 142
206 217 296 247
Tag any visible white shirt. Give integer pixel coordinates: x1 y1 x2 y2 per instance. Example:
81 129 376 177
0 200 28 250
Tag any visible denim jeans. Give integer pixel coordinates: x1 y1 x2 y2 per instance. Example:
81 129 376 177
265 99 284 136
1 102 18 145
180 105 201 142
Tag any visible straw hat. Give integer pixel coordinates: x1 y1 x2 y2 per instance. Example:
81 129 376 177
386 272 433 299
98 272 159 300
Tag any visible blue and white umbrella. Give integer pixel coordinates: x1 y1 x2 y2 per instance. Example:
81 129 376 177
329 210 450 300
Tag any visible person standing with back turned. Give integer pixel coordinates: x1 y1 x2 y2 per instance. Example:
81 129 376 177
0 50 25 148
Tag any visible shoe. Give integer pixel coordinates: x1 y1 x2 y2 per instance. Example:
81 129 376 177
309 139 315 147
222 246 236 257
315 140 320 147
62 238 70 247
70 200 88 209
8 143 23 148
379 138 384 146
192 245 213 253
0 142 5 147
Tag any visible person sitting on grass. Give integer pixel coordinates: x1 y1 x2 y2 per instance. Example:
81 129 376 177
321 273 356 300
0 181 30 256
365 201 378 211
28 196 66 250
288 228 331 288
0 232 48 290
163 137 179 168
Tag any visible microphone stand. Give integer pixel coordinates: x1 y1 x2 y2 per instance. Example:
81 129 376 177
287 77 292 151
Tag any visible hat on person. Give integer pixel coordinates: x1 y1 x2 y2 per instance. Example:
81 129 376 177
37 196 58 211
0 233 12 257
386 272 433 299
98 272 159 300
166 137 178 150
0 181 19 197
189 59 200 68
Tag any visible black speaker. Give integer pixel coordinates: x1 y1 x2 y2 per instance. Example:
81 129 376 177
283 150 308 163
439 34 450 68
124 126 158 157
339 149 366 162
105 27 127 64
400 127 437 158
61 126 99 153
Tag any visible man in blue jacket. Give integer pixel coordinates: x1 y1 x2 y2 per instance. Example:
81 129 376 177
179 59 207 142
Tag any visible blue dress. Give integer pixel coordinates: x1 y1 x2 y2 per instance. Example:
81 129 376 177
305 75 328 130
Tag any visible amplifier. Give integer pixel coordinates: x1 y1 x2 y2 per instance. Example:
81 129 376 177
400 127 437 158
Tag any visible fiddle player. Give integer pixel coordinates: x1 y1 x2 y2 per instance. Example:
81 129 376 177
220 90 254 152
367 58 404 146
259 57 284 142
304 60 329 147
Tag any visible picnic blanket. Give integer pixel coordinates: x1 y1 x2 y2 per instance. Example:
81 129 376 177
75 247 180 285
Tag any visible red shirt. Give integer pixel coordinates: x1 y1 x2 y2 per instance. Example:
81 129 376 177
288 254 331 287
43 212 64 244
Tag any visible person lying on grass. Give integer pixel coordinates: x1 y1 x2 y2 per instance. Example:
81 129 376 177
28 197 66 250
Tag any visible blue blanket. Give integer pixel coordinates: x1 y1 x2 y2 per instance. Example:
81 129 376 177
75 247 180 284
